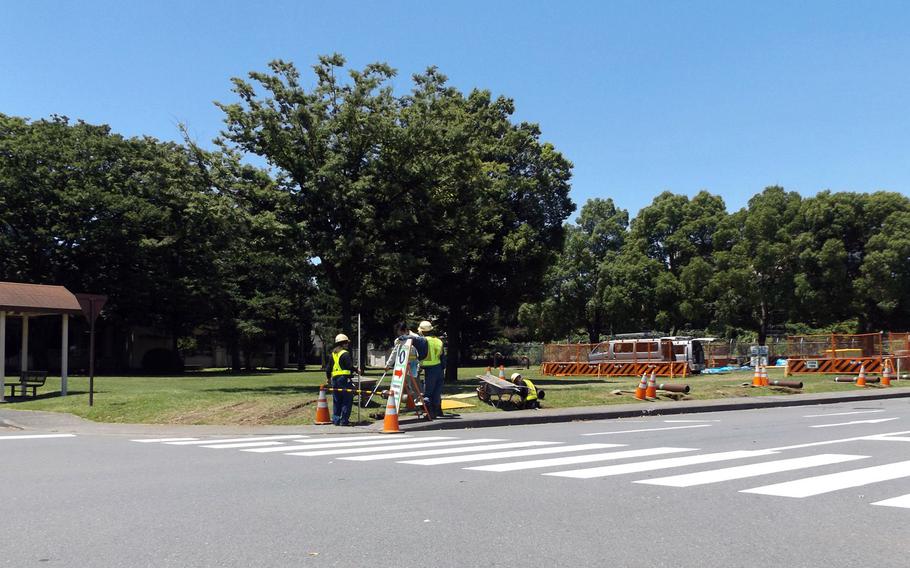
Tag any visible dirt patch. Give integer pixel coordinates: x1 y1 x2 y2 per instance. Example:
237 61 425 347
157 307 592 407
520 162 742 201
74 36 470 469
165 398 317 425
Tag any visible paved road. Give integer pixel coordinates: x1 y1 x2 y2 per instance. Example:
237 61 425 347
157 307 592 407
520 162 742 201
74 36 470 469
4 399 910 567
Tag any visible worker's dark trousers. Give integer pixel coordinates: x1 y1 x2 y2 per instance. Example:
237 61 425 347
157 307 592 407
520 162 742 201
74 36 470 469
332 376 354 425
423 365 444 417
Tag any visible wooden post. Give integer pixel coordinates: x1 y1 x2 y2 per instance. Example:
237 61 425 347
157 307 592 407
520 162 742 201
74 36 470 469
0 311 5 402
21 315 29 374
61 314 69 396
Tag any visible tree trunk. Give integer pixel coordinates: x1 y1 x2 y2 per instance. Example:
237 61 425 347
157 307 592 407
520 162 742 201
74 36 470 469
444 304 463 383
274 327 285 371
229 335 241 373
757 300 768 346
297 321 312 371
340 292 353 339
244 346 253 372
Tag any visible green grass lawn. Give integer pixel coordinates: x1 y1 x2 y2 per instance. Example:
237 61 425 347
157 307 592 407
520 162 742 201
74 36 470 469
0 366 888 425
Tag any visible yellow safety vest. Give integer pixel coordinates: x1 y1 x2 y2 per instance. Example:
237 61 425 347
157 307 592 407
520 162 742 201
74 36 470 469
424 337 443 367
523 379 538 401
331 350 351 378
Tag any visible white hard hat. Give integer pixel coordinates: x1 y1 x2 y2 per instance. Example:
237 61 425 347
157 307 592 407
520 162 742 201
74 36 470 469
334 333 350 344
510 373 522 381
418 320 433 332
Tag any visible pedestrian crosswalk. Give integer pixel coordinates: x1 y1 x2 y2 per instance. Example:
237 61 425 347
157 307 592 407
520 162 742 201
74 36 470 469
131 432 910 509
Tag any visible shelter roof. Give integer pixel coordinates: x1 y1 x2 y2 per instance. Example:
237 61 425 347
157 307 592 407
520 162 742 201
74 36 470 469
0 281 83 316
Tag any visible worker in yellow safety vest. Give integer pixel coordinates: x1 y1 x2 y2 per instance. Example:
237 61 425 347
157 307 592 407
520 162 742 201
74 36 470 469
510 372 542 409
418 320 446 418
326 333 358 426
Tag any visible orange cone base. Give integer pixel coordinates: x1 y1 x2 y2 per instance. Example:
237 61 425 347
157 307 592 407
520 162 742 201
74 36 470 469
382 394 402 434
314 388 333 425
382 417 401 433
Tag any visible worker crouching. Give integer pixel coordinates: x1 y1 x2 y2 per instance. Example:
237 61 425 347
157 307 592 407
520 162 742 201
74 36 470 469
510 373 544 410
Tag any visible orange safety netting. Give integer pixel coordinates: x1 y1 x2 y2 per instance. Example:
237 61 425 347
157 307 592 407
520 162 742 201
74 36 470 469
786 333 883 359
542 343 597 364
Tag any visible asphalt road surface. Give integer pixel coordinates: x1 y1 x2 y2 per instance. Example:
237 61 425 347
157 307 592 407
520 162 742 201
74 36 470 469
4 399 910 567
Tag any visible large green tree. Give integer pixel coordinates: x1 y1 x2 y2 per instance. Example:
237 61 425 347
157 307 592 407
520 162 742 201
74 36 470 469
630 191 727 331
710 186 803 343
519 198 627 342
399 68 575 379
217 55 413 343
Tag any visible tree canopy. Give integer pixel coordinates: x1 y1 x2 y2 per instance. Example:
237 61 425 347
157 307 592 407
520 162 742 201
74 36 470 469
2 54 909 376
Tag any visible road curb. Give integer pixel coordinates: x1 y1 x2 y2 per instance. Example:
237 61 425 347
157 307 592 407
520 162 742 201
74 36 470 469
5 388 910 435
398 387 910 431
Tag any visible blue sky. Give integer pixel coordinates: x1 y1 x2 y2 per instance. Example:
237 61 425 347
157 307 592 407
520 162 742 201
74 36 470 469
2 0 908 218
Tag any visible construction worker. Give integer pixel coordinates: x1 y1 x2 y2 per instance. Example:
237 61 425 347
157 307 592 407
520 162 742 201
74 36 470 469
384 321 428 377
384 321 431 418
418 320 445 419
510 372 542 409
327 333 357 426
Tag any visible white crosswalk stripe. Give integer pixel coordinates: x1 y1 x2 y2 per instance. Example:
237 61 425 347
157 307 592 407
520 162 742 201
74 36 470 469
741 459 910 498
343 441 562 462
246 436 451 453
128 432 910 510
871 493 910 509
466 447 693 472
399 444 616 466
201 441 286 449
635 454 869 487
131 437 198 443
804 410 885 418
811 418 899 428
241 435 408 451
287 438 507 457
545 450 779 479
165 435 304 445
583 424 711 436
0 433 76 440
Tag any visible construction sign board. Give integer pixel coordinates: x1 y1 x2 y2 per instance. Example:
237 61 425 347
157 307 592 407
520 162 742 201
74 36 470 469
388 338 413 414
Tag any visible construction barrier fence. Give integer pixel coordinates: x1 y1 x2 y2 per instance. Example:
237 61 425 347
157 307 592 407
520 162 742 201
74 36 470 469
541 361 689 378
784 333 910 376
703 339 788 367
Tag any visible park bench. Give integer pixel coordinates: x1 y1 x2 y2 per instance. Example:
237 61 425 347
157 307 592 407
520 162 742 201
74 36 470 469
7 371 48 398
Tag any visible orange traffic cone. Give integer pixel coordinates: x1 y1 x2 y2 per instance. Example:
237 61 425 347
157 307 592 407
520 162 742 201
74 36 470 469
498 365 506 380
314 385 332 425
382 389 401 434
882 359 894 387
752 366 763 387
645 371 657 398
485 366 492 376
761 365 770 387
634 373 648 400
856 364 867 387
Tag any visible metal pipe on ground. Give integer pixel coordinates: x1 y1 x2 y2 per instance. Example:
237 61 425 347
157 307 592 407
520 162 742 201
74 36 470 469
657 383 690 394
833 376 880 384
768 380 803 389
